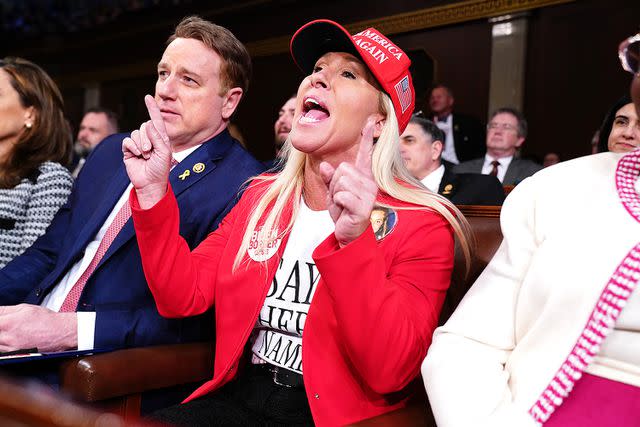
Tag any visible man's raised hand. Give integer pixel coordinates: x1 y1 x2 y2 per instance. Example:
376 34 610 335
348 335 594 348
123 95 173 208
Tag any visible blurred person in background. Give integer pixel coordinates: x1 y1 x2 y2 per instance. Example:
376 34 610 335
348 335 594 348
597 94 639 153
71 107 119 177
542 152 561 167
400 115 505 205
264 94 296 170
454 107 542 186
428 84 485 164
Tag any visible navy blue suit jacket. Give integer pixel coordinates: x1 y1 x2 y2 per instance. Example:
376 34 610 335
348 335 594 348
0 129 265 350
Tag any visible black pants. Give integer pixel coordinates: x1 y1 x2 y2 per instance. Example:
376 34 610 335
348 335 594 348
150 365 314 426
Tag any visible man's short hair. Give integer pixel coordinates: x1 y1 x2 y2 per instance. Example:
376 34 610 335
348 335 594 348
409 116 445 143
430 84 454 98
168 16 252 96
490 107 528 138
84 107 119 133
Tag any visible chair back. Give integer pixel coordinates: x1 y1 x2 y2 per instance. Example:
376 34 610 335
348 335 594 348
439 205 503 324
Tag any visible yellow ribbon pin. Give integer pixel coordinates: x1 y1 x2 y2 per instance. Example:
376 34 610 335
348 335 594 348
179 170 191 180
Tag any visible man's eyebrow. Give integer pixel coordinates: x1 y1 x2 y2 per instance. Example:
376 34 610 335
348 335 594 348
156 63 205 81
614 114 630 120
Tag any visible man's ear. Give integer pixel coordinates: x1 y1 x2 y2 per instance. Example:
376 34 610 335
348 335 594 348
371 113 386 139
515 136 525 148
432 139 444 160
221 87 244 120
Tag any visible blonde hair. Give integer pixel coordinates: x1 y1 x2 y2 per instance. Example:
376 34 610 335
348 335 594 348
233 93 473 272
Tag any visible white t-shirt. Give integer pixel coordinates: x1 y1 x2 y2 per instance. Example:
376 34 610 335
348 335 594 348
251 198 334 374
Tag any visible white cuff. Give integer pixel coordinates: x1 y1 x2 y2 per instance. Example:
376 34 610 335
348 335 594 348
76 311 96 351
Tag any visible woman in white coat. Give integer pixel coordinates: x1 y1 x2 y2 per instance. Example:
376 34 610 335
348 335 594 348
422 32 640 427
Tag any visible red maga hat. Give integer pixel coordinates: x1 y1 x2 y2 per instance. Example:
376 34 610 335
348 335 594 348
290 19 415 134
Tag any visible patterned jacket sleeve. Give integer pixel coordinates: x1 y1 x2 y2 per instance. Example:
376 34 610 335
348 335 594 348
20 162 73 252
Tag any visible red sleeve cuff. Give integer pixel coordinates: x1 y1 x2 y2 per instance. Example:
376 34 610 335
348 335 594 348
130 184 178 234
313 226 377 261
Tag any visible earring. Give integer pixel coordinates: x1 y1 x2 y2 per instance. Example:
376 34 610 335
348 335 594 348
25 122 32 129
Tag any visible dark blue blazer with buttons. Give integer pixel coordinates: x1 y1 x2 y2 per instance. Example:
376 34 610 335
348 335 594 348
0 129 265 350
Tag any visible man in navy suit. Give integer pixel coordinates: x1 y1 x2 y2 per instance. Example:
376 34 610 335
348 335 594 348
400 116 505 206
454 107 542 186
0 16 264 354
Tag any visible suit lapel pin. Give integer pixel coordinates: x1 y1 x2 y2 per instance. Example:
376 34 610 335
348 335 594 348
192 162 205 173
179 169 191 180
442 184 453 195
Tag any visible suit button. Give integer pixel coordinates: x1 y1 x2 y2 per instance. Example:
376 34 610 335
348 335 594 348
314 393 319 399
35 288 42 297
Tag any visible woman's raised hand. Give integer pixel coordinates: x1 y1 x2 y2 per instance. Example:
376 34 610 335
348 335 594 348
319 119 378 247
123 95 173 208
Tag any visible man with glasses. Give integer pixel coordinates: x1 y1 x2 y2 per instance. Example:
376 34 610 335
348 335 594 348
423 32 640 427
454 107 542 186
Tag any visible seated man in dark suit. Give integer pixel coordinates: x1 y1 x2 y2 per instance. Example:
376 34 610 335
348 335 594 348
400 116 505 205
0 17 264 358
454 107 542 186
429 84 486 164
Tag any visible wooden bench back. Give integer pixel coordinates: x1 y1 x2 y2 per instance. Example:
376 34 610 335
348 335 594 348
439 205 503 324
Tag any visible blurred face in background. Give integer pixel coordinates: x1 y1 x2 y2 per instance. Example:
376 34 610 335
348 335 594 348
400 122 443 180
274 97 296 151
76 112 113 154
607 103 640 152
429 87 454 118
486 112 524 158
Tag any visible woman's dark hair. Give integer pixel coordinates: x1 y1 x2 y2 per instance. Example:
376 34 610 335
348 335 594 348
0 57 72 188
597 94 632 153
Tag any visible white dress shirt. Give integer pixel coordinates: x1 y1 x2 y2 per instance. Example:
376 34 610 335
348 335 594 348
435 115 460 165
42 145 200 350
420 165 446 193
481 154 513 183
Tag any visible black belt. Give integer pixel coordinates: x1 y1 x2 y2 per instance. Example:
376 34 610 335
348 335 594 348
254 363 305 388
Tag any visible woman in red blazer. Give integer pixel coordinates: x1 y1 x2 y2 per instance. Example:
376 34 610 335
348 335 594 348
124 19 471 427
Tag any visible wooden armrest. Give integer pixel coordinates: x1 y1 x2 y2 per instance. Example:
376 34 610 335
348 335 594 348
0 373 154 426
60 342 214 402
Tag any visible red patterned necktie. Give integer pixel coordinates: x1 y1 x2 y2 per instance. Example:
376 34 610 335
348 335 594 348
59 157 178 312
59 200 131 312
489 160 500 177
